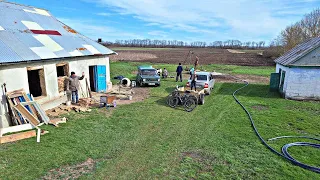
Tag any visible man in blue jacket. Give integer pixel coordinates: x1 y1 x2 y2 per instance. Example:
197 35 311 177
176 63 183 82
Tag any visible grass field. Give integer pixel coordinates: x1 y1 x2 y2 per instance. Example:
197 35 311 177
110 61 274 84
0 62 319 179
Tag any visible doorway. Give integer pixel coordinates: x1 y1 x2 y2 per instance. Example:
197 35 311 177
27 69 46 97
279 70 286 95
89 66 96 92
89 65 107 93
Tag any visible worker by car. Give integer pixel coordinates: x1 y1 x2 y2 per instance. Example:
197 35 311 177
187 71 215 95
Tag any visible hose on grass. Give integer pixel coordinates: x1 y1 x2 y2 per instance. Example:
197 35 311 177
232 80 320 173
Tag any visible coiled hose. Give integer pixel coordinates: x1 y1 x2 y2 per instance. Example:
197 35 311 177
232 80 320 173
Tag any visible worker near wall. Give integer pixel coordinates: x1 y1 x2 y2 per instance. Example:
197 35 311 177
67 72 85 104
190 69 197 91
176 63 183 82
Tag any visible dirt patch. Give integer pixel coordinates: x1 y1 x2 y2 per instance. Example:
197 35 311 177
252 104 269 111
111 51 157 61
116 87 150 105
42 158 95 180
110 48 275 66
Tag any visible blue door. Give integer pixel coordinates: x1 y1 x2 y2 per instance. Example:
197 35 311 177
94 65 107 92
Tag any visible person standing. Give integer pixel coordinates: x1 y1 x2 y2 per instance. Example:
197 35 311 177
176 63 183 82
190 70 197 91
67 71 85 104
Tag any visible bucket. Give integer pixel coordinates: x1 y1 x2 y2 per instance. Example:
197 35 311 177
66 101 71 106
131 81 136 88
128 95 133 100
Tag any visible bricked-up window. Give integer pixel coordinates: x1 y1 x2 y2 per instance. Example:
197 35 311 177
27 69 47 98
56 63 69 93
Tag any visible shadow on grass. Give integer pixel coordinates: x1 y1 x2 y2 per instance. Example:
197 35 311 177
215 83 281 99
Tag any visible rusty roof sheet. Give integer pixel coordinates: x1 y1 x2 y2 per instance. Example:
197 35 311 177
0 1 115 64
274 37 320 66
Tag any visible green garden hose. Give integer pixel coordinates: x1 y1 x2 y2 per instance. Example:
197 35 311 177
232 80 320 173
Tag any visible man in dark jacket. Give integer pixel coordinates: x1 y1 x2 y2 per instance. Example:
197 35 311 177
176 63 183 82
67 71 85 103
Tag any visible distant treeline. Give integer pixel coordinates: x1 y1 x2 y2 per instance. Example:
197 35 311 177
99 39 266 49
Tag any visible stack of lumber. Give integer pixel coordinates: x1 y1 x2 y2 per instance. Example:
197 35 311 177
0 89 51 144
6 89 50 126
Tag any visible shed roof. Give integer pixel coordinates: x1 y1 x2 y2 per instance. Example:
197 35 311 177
274 37 320 66
0 1 115 65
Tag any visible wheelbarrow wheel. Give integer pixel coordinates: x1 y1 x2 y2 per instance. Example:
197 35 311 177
184 98 197 112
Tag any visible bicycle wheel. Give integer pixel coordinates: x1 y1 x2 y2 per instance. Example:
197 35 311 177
184 98 197 112
168 96 179 108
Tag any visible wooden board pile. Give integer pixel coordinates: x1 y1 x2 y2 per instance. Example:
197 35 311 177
0 88 51 144
46 102 93 117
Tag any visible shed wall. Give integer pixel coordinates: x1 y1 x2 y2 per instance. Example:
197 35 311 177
0 56 111 128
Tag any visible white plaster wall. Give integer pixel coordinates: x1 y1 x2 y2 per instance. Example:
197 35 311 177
284 67 320 100
0 55 111 128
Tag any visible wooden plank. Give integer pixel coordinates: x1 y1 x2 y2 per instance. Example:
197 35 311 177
6 96 22 125
0 124 34 137
14 104 40 126
22 92 38 121
33 103 50 124
56 62 67 67
0 130 36 144
86 78 92 98
27 66 43 71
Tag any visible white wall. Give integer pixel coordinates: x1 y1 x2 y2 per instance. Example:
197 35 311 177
276 63 320 100
0 55 111 128
284 67 320 100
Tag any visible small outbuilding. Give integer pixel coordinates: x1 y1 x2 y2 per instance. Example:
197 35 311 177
272 37 320 100
0 2 116 128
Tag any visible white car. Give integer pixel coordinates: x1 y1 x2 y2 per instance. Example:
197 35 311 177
187 71 215 95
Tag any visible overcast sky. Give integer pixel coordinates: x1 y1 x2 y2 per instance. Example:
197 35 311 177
12 0 320 44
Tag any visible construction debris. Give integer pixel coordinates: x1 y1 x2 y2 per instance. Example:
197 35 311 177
49 117 67 127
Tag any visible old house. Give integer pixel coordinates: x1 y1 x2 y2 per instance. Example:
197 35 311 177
0 2 115 128
273 37 320 100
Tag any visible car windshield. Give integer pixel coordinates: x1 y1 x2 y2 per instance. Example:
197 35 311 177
141 69 157 76
197 75 207 81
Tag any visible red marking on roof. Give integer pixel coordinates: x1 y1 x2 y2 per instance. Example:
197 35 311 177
77 48 87 51
31 30 61 35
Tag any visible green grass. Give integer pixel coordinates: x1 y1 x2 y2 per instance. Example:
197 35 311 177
110 62 274 84
0 62 319 179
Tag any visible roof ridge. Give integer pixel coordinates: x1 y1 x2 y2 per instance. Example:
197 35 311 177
275 37 320 66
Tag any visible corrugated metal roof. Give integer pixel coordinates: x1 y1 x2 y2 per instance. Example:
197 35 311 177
275 37 320 66
0 1 115 64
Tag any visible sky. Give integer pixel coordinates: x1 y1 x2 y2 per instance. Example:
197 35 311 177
11 0 320 44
